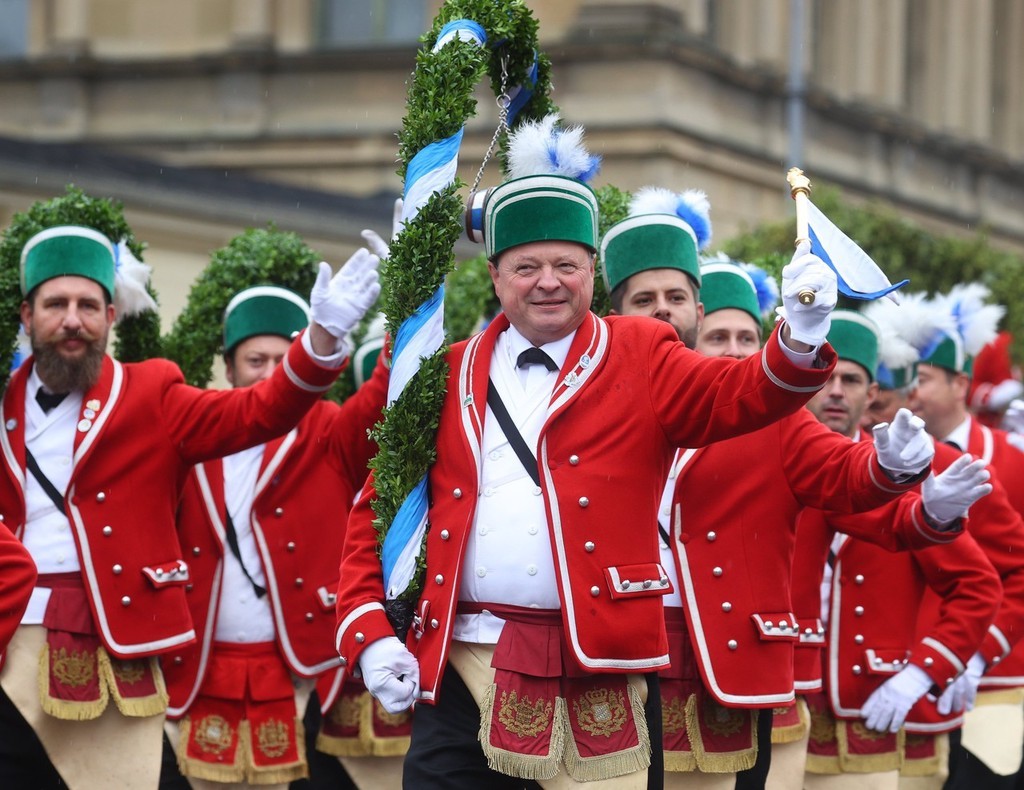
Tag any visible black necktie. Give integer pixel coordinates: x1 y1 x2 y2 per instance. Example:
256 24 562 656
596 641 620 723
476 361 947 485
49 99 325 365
516 347 558 372
35 389 68 414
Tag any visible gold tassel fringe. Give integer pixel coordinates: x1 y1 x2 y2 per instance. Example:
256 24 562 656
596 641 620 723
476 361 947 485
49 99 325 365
562 682 651 782
37 641 109 721
478 684 565 781
684 692 757 773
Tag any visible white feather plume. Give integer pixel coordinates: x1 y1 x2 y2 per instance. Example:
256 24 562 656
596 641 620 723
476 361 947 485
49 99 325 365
507 114 601 182
113 240 158 317
938 283 1004 357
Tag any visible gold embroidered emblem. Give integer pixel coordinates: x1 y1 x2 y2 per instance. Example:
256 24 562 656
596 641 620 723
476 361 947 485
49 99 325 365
573 687 627 738
256 718 291 758
772 706 791 716
497 689 553 738
194 714 233 755
850 721 887 742
110 659 145 685
662 695 687 735
328 699 361 729
51 647 95 688
703 696 744 737
808 709 836 745
374 704 411 728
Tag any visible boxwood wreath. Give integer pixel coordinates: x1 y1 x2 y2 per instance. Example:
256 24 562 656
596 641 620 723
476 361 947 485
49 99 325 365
0 185 163 378
373 0 555 636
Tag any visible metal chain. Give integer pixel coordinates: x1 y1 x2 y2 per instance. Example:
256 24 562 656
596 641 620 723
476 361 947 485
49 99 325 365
471 52 511 194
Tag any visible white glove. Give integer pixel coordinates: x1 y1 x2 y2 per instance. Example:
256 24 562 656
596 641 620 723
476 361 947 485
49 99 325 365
360 197 404 260
937 652 986 715
861 664 934 733
309 251 381 340
990 379 1024 411
873 408 934 479
358 635 420 714
1002 398 1024 434
775 241 839 347
922 454 992 526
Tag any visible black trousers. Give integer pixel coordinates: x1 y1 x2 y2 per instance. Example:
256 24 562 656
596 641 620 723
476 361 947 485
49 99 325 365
734 708 773 790
403 666 664 789
946 726 1022 790
0 685 67 788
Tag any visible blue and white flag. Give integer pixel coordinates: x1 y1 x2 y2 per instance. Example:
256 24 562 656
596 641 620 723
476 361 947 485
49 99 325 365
807 200 907 303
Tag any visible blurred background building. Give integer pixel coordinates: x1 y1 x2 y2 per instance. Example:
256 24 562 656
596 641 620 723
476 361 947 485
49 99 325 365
0 0 1022 329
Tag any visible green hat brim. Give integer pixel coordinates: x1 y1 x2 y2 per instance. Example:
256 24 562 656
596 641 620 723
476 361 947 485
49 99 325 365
698 263 761 324
600 215 700 293
223 286 310 352
485 175 598 259
21 226 115 298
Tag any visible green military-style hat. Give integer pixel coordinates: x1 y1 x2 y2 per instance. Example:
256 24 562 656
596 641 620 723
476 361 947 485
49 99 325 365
918 284 1003 377
20 225 116 299
470 114 601 260
601 187 711 293
223 285 310 353
698 255 778 324
827 310 881 382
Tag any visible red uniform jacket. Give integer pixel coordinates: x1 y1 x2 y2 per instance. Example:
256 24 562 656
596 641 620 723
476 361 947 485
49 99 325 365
791 480 1001 719
962 419 1024 688
164 357 387 718
336 312 837 704
0 521 36 653
0 339 340 659
668 409 941 708
904 443 1024 731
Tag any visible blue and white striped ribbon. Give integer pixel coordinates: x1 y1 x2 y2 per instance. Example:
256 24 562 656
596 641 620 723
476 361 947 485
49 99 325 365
381 18 487 600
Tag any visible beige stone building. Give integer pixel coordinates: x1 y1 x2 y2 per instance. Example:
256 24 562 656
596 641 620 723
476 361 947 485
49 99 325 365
0 0 1022 330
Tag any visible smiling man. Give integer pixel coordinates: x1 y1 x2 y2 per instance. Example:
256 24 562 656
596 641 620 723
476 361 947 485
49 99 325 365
334 116 845 789
0 223 380 787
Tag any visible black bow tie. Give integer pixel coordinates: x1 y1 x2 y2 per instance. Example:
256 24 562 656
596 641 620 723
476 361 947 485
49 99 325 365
516 347 558 372
944 439 963 452
35 389 68 414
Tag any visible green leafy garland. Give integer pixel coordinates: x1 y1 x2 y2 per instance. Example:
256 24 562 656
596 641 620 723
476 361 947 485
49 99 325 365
0 185 162 378
371 0 555 618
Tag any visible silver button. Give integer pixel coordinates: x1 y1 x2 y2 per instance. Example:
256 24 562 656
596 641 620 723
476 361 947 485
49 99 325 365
584 541 595 552
430 619 439 629
435 574 444 585
295 578 304 587
706 531 717 542
620 580 630 590
590 586 600 597
275 507 284 517
4 419 15 431
102 526 113 536
305 612 314 622
121 596 131 606
578 497 589 507
855 574 865 584
642 580 652 588
453 488 462 499
852 664 862 675
440 529 450 540
155 569 164 578
923 657 934 667
805 627 813 634
854 634 864 644
712 567 723 577
854 606 865 616
765 621 774 629
945 677 954 686
354 632 365 643
721 602 732 612
727 640 738 650
173 656 183 665
112 564 122 574
569 455 580 466
192 546 201 556
96 492 106 502
287 541 296 552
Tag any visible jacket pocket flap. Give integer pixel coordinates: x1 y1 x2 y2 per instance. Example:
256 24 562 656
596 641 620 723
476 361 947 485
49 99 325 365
604 563 673 600
141 560 190 588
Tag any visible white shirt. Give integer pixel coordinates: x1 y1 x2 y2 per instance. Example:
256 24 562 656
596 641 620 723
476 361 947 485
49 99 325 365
214 444 276 643
21 368 83 623
452 326 574 644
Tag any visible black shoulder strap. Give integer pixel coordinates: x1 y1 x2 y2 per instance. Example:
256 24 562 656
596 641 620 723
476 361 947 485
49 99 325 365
224 511 267 599
25 448 67 516
486 379 540 487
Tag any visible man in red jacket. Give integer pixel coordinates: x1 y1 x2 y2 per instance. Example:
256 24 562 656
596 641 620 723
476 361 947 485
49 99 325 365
335 116 843 788
609 246 968 790
793 311 1001 790
0 222 380 787
161 284 389 788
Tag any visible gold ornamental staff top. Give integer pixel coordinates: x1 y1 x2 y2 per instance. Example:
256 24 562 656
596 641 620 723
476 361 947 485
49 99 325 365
787 167 815 305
